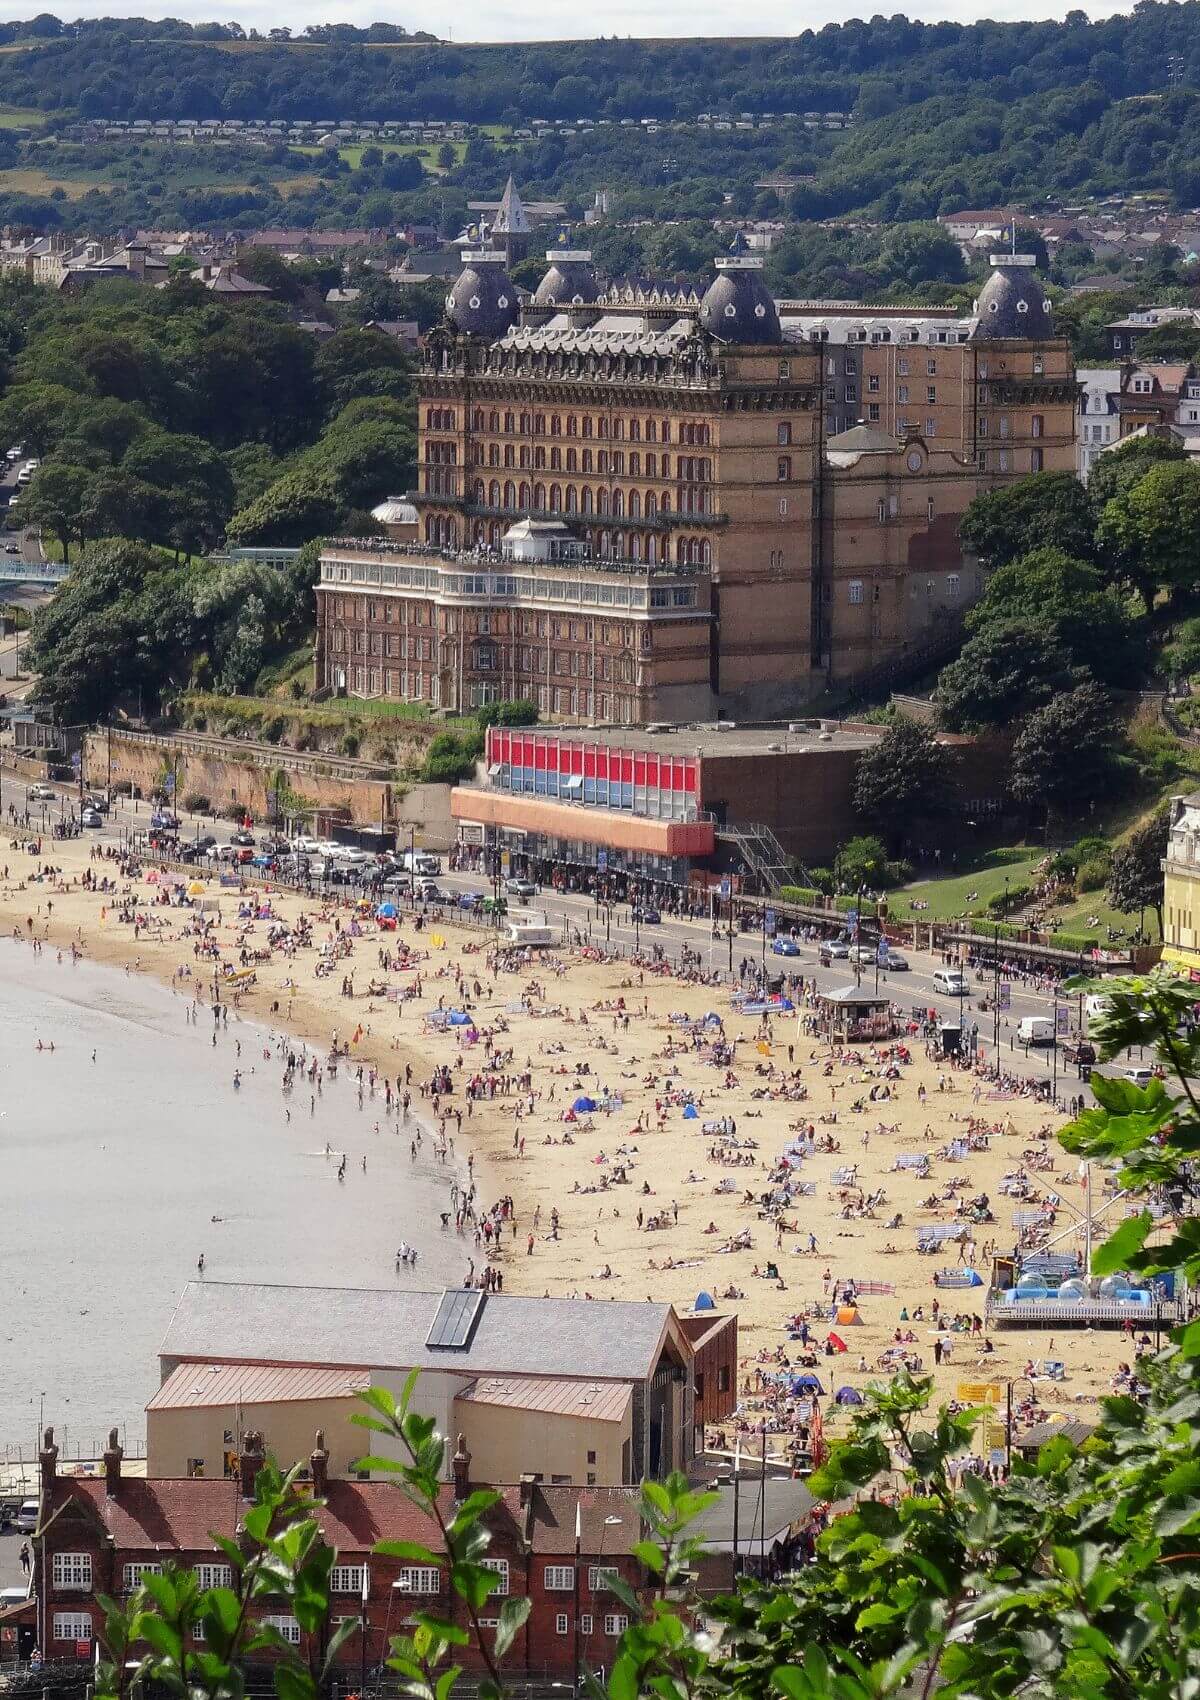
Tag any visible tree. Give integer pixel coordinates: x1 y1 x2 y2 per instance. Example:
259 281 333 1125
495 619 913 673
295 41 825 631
1107 804 1169 936
18 460 95 561
934 617 1086 732
852 716 952 841
1094 459 1200 608
965 546 1144 685
958 471 1095 572
1164 614 1200 683
876 221 966 286
835 833 890 891
1009 681 1118 814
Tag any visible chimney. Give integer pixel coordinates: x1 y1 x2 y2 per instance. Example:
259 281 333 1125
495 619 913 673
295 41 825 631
451 1433 471 1500
103 1426 123 1496
309 1429 329 1496
39 1425 57 1493
239 1431 265 1499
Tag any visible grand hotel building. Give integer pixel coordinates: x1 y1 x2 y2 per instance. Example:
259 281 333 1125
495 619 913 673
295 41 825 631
316 243 1076 724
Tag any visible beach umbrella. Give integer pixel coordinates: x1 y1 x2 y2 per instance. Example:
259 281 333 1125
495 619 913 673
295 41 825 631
377 902 398 918
694 1291 715 1311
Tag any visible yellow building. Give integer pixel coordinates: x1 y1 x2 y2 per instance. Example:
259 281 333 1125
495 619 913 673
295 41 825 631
1162 791 1200 973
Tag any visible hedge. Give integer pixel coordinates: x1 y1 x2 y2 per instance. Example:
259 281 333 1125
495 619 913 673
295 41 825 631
779 886 821 907
836 893 878 916
986 884 1032 914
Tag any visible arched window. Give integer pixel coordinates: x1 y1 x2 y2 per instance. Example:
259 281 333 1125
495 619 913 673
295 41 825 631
489 480 500 506
566 485 578 514
519 411 530 434
630 451 640 476
599 529 611 558
598 450 608 475
567 415 577 437
534 447 546 469
519 482 531 509
612 489 624 517
582 449 593 473
489 410 499 431
660 492 671 514
629 490 641 519
647 536 658 564
646 452 657 477
598 488 610 516
474 480 485 504
504 445 514 467
582 487 594 515
503 481 515 508
566 447 577 471
473 408 484 431
631 535 642 561
551 415 561 435
645 492 657 518
489 521 501 547
549 484 562 512
504 411 514 432
533 483 546 510
488 444 499 467
700 539 711 566
550 446 561 470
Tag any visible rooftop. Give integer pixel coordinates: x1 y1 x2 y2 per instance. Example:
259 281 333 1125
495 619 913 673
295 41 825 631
457 1375 632 1424
515 722 882 759
159 1282 681 1383
147 1361 372 1412
692 1475 816 1550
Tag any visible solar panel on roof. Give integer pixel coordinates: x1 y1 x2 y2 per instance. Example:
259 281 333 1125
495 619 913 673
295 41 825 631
426 1288 485 1350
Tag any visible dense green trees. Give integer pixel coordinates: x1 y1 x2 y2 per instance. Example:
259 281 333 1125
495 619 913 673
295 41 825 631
1107 805 1169 933
0 281 417 553
851 717 952 841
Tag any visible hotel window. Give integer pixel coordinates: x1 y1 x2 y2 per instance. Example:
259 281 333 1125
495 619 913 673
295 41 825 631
195 1564 233 1590
867 373 879 392
53 1613 92 1643
396 1567 441 1595
898 385 908 404
545 1566 575 1591
589 1568 619 1593
330 1566 368 1596
868 404 880 422
604 1616 630 1636
844 386 856 403
926 387 936 404
53 1553 92 1589
777 422 791 445
124 1564 163 1590
848 580 864 604
978 417 989 436
777 456 790 481
1032 414 1043 438
925 418 937 437
555 1614 569 1635
947 574 960 597
778 498 788 516
581 1615 594 1635
999 450 1009 471
480 1559 509 1595
898 358 909 376
1031 447 1043 472
1033 355 1043 374
927 357 937 375
778 360 790 380
264 1616 301 1645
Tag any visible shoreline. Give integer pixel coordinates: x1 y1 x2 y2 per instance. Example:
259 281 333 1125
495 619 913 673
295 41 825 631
0 833 1135 1454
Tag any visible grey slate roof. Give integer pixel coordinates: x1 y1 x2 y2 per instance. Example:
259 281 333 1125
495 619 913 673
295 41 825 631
159 1282 676 1382
693 1476 816 1550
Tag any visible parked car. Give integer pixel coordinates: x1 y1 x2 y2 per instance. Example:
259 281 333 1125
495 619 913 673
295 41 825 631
633 906 661 925
819 939 850 962
150 810 179 830
29 783 55 801
1121 1065 1155 1088
230 829 256 847
771 937 801 956
879 949 909 971
848 944 876 965
85 794 110 813
80 808 102 828
457 891 484 910
505 877 537 898
13 1499 37 1533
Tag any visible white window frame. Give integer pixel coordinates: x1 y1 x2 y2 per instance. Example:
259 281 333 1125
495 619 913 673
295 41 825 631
52 1553 92 1590
555 1612 570 1635
604 1614 630 1636
395 1566 441 1595
53 1612 92 1643
330 1564 368 1596
545 1565 576 1591
480 1558 509 1595
123 1563 163 1591
581 1613 594 1635
848 580 864 605
195 1564 233 1591
264 1614 301 1645
588 1567 619 1593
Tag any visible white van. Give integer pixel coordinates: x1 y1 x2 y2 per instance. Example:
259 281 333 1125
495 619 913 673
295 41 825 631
504 921 555 947
14 1498 37 1533
933 969 969 996
1019 1015 1055 1046
1084 994 1111 1031
400 850 440 875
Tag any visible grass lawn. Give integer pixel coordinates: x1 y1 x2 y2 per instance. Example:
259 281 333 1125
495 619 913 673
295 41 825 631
0 167 98 198
0 105 49 126
1051 889 1160 942
893 847 1047 921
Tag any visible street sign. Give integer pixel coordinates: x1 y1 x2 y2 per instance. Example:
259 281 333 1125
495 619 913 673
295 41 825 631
765 907 776 937
597 850 608 872
719 877 731 900
1056 1005 1070 1035
164 773 175 793
500 850 511 873
999 982 1011 1010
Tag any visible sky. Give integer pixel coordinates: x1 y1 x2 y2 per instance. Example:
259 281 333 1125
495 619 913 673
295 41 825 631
0 0 1143 40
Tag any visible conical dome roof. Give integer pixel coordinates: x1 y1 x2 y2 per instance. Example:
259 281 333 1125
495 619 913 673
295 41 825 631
698 234 781 344
971 253 1053 340
533 243 597 308
445 248 518 339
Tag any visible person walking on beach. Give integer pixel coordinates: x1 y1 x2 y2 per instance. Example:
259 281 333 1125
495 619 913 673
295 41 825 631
197 1253 205 1275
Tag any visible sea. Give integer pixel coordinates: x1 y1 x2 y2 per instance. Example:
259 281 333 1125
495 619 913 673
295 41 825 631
0 938 469 1461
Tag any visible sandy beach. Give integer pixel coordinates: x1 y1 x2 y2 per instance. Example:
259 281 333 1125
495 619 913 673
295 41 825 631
0 831 1137 1456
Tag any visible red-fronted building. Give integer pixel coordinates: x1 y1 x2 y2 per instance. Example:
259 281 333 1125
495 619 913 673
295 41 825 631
29 1428 652 1683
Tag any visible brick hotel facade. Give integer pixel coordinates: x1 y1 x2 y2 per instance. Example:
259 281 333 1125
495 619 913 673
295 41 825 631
315 240 1076 723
